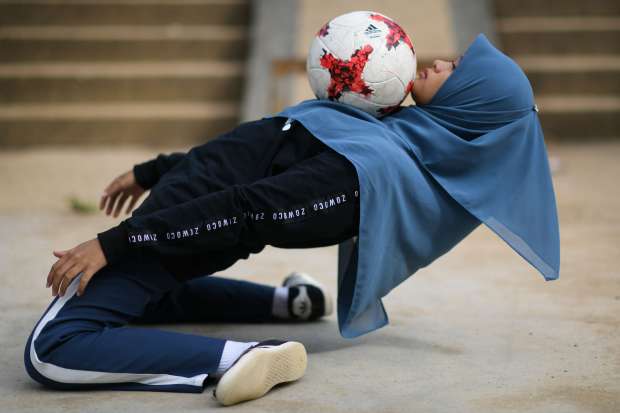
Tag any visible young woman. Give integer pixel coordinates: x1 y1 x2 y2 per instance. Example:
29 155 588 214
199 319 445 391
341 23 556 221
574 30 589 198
24 34 559 406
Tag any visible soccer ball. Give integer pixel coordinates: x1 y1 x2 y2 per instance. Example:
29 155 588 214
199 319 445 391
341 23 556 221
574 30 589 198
306 11 417 117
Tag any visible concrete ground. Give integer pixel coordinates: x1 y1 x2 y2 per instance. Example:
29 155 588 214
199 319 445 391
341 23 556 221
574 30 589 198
0 142 618 413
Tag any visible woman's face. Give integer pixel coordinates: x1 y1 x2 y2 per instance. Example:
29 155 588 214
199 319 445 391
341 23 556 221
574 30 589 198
412 57 461 105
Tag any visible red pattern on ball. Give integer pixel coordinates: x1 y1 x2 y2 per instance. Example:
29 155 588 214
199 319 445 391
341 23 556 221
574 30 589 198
317 22 330 37
406 79 414 94
370 14 414 52
319 45 374 100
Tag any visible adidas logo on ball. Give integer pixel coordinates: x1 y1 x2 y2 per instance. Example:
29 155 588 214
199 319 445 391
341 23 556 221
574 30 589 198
364 23 381 37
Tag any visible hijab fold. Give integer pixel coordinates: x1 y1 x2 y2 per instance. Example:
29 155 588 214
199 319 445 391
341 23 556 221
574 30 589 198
271 34 560 338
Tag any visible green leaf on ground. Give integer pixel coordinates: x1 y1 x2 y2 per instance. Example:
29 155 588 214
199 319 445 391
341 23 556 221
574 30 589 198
67 195 97 214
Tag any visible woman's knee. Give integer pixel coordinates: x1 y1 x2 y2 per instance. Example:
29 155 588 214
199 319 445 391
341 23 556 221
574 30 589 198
24 254 175 388
24 314 101 389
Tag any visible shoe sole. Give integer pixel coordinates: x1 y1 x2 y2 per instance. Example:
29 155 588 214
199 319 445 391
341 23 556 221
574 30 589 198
283 272 333 317
214 341 307 406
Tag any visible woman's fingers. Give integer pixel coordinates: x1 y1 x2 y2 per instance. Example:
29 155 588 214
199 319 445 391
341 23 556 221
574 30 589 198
99 193 108 211
100 177 123 211
46 265 54 288
50 261 69 296
77 269 94 297
58 265 85 297
55 272 72 297
46 256 68 288
99 186 109 210
105 191 120 216
125 195 139 214
53 249 69 258
47 258 60 287
100 182 117 210
100 191 115 212
113 192 129 217
49 253 77 294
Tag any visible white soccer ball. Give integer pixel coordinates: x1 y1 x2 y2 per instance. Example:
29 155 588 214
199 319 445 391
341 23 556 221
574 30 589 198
306 11 417 117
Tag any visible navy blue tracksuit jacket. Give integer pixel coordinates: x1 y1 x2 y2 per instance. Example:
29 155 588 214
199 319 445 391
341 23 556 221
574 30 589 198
96 117 361 281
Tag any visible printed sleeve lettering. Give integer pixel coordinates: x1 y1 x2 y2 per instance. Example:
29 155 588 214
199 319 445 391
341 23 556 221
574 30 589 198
97 150 360 264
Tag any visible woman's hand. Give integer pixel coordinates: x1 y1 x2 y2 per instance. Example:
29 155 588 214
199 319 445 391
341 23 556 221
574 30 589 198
46 238 108 297
100 170 146 217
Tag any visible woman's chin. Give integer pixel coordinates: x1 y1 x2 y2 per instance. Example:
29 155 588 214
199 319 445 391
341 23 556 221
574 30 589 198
411 93 427 106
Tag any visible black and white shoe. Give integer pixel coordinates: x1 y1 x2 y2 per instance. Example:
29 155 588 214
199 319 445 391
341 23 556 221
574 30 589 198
213 340 307 406
282 272 333 321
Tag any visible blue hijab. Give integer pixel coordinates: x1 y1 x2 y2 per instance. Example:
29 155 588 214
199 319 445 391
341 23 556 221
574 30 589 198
273 34 560 338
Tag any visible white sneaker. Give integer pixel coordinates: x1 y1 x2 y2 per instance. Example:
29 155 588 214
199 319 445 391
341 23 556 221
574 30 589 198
282 272 333 320
213 340 307 406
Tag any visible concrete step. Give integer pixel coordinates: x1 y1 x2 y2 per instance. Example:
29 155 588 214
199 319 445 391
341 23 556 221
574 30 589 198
0 0 250 26
0 25 248 61
0 102 238 146
498 16 620 32
494 0 620 17
515 55 620 95
537 96 620 139
497 17 620 54
0 62 245 102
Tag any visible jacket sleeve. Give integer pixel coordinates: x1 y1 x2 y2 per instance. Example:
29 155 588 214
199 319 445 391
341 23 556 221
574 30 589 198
133 152 187 190
96 149 360 265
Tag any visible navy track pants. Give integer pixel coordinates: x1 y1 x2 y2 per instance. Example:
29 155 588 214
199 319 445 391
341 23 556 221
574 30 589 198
24 250 276 393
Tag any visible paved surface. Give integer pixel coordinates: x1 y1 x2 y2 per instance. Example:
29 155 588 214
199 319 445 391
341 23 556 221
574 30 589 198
0 142 618 412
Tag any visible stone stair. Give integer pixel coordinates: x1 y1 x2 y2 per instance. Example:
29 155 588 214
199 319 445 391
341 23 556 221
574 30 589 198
0 0 250 146
494 0 620 139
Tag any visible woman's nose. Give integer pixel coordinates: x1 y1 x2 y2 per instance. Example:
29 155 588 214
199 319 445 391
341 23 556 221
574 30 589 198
432 60 447 73
432 60 450 73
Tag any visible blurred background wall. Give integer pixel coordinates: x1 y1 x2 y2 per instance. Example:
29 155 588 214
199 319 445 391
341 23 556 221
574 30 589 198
0 0 618 147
